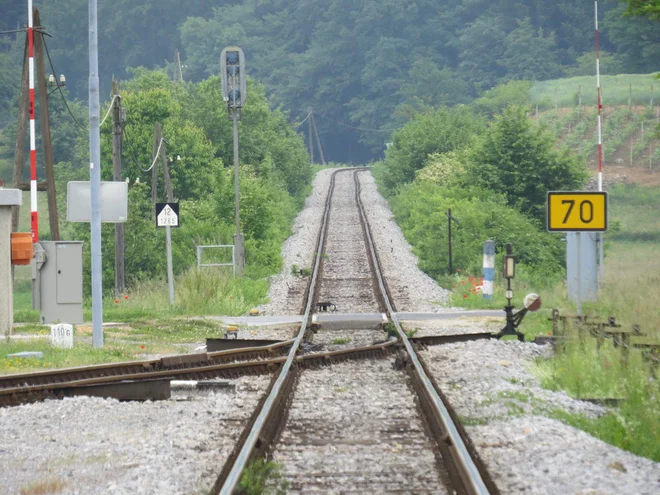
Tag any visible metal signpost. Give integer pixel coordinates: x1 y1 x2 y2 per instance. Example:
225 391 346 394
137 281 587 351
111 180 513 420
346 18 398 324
88 0 103 348
156 202 179 305
547 191 608 315
220 46 247 276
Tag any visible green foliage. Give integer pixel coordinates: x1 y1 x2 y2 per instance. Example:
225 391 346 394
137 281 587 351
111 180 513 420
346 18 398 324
566 51 626 77
465 106 588 223
534 334 660 462
1 0 658 163
472 81 534 116
388 181 564 279
623 0 660 20
414 150 469 188
239 459 288 495
380 106 484 193
49 69 311 296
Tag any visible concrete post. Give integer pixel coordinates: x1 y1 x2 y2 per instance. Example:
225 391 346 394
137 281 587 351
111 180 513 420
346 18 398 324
0 189 23 337
482 240 495 300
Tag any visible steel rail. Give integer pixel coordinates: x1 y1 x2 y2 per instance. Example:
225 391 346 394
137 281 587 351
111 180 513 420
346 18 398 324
354 170 490 495
219 169 349 494
0 340 295 390
0 340 400 408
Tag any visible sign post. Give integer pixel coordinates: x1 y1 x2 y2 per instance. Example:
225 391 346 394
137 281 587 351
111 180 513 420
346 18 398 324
156 202 179 305
547 191 608 315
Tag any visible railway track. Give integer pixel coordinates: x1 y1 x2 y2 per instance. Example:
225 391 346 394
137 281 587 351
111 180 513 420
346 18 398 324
214 169 497 494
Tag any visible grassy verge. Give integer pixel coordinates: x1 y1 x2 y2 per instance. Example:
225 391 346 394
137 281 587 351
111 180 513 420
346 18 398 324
0 318 224 374
436 182 660 460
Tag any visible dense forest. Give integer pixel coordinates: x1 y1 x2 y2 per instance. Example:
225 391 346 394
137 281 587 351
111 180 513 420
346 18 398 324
0 0 658 162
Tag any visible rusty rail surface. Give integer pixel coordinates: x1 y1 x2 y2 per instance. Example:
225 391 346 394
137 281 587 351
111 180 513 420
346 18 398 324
0 340 294 393
215 169 496 495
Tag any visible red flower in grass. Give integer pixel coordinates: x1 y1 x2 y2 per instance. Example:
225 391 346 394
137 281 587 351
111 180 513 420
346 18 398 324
463 294 468 299
124 295 129 300
114 299 120 304
141 345 145 349
457 269 462 273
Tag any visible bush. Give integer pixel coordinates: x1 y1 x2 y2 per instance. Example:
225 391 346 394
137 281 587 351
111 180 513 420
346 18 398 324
379 106 484 193
389 182 564 279
465 106 589 224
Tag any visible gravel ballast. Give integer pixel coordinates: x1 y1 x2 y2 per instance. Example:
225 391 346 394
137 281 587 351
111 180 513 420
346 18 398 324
259 168 334 315
420 340 660 493
358 172 452 311
0 376 270 494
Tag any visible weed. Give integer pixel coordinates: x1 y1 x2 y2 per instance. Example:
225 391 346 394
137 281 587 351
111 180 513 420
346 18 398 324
19 477 68 495
331 337 351 345
290 264 300 276
239 458 288 495
300 268 313 277
404 327 419 338
383 321 398 338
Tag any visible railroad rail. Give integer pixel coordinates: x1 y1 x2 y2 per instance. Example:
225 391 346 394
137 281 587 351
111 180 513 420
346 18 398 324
0 340 294 391
214 169 497 495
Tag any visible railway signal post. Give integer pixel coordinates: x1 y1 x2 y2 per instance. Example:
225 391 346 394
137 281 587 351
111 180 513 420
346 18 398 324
220 46 247 276
547 191 608 315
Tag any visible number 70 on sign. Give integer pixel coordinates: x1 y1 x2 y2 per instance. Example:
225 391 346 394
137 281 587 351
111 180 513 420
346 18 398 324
547 192 608 232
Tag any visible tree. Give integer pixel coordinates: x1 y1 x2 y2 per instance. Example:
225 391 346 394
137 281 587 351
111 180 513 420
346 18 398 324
623 0 660 20
380 106 484 192
501 18 562 82
466 106 589 223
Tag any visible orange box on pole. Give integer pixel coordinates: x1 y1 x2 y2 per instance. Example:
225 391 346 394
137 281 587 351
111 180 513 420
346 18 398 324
11 232 33 265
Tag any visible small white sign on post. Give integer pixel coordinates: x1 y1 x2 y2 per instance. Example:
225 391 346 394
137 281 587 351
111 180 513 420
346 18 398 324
51 324 74 349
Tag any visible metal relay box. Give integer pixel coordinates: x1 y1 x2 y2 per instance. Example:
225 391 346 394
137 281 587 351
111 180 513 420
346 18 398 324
33 241 84 324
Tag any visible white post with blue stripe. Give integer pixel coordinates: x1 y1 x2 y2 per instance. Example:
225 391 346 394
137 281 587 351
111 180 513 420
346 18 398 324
482 240 495 300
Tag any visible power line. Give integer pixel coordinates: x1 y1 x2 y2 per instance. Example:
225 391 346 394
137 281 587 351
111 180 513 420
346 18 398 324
295 110 312 128
99 95 118 127
42 36 87 131
315 112 396 133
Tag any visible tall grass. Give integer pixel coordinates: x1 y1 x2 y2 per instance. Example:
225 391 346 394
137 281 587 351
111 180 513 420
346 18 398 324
102 268 268 320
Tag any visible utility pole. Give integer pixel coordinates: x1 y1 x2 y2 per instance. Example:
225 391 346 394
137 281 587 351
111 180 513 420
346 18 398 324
34 10 59 241
111 79 125 295
152 122 162 215
308 106 314 165
445 209 459 274
155 124 175 304
173 49 183 82
310 111 326 165
88 0 104 348
11 32 29 233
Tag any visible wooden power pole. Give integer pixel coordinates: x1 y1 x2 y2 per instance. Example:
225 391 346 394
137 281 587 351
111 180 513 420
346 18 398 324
11 32 29 232
307 107 314 165
112 79 125 295
310 111 326 165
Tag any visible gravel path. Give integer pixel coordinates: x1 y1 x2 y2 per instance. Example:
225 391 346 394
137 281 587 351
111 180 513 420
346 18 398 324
420 340 660 493
271 358 448 493
358 172 452 312
259 168 334 315
0 376 271 495
316 171 381 313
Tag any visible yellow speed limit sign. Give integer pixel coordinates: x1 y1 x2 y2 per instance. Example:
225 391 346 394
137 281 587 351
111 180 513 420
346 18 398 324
547 191 608 232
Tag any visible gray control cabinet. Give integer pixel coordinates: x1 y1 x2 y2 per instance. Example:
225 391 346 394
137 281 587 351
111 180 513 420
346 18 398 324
37 241 84 324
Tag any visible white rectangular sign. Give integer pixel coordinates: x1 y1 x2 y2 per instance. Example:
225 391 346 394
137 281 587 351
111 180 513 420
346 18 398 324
51 324 74 349
67 181 128 223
